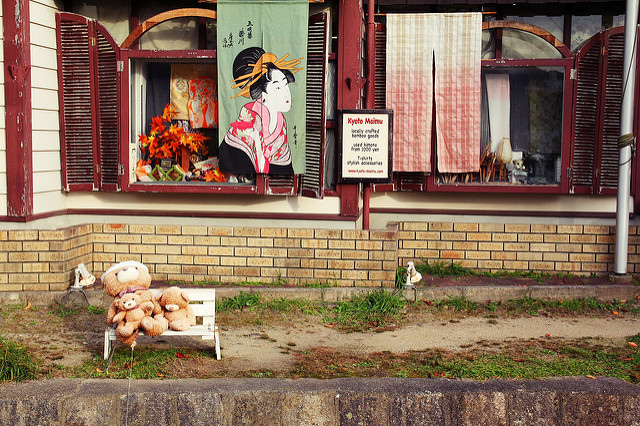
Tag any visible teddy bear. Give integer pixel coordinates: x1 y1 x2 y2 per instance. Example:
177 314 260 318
111 292 147 346
101 261 167 341
156 286 196 331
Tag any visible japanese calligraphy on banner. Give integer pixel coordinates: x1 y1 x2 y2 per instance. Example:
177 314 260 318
217 0 308 176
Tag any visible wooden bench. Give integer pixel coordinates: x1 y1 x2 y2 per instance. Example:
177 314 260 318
103 288 220 361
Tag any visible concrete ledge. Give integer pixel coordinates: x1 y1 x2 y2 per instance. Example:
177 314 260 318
1 377 639 425
0 284 637 307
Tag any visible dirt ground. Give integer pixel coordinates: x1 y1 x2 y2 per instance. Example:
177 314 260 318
1 281 639 378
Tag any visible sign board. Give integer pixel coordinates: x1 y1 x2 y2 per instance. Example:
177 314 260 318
338 109 393 183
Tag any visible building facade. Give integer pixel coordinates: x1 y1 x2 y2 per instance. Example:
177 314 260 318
0 0 638 292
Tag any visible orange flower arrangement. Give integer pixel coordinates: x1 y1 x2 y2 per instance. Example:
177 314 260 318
204 167 227 183
138 104 208 162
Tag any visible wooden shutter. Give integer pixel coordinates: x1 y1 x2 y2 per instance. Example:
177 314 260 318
301 11 329 198
57 12 120 191
95 25 120 190
58 13 95 190
599 31 624 194
571 27 624 195
374 22 386 111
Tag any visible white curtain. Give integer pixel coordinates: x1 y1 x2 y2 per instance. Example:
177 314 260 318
484 74 511 153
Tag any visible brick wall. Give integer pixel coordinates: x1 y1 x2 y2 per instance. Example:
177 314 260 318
397 222 633 275
0 221 635 292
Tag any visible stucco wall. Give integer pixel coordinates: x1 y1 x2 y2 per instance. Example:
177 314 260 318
30 0 65 215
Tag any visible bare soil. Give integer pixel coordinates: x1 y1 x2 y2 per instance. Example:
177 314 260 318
1 282 639 379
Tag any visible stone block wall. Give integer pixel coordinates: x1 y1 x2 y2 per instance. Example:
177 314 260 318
0 220 637 292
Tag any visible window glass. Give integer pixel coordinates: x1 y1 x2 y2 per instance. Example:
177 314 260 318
73 0 131 44
571 15 602 52
504 15 564 43
613 15 625 28
437 66 564 186
138 1 202 50
482 30 496 59
502 29 563 59
129 59 250 185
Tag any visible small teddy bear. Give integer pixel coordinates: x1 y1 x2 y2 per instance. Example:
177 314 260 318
102 261 167 340
157 286 196 331
111 292 147 346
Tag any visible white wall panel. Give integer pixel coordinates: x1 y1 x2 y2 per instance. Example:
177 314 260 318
33 170 62 193
33 151 61 173
30 1 57 28
32 87 59 110
33 191 66 215
30 22 56 49
32 109 59 132
31 45 57 69
32 130 60 152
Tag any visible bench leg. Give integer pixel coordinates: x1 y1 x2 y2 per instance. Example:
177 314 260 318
103 328 111 360
214 326 221 360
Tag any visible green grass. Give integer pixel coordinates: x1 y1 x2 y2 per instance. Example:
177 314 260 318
293 338 640 382
323 289 408 331
216 291 326 315
401 259 583 285
80 348 205 379
0 336 39 382
49 303 80 318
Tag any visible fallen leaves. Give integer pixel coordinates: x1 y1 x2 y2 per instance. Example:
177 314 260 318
176 352 188 359
628 342 638 348
23 302 31 310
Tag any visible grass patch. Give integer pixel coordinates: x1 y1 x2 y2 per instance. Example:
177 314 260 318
81 348 206 379
293 338 640 382
0 335 39 382
323 290 408 332
216 291 326 315
406 259 583 284
49 303 80 318
417 296 640 317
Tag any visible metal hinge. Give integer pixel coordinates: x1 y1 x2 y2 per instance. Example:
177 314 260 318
570 69 577 80
567 166 572 180
117 61 124 72
90 37 96 47
96 164 100 174
118 164 125 175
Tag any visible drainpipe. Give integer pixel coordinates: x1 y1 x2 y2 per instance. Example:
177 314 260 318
614 0 639 276
363 0 376 230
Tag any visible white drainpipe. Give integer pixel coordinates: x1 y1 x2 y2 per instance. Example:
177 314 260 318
614 0 639 275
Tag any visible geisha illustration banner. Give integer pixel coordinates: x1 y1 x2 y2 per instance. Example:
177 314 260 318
217 0 309 175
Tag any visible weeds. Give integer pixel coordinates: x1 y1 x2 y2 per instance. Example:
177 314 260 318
323 290 407 332
405 259 584 284
0 336 38 382
292 339 640 383
49 303 79 318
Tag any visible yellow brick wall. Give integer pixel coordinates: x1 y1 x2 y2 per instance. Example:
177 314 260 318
397 222 629 275
0 221 634 292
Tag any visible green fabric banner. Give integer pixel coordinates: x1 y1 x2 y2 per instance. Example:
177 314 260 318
217 0 308 175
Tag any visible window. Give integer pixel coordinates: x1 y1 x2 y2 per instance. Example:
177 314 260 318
437 22 573 189
57 9 330 198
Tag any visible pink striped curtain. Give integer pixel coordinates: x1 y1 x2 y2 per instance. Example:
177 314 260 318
386 13 482 173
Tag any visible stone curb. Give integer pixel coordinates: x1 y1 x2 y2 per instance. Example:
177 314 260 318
1 377 639 425
1 284 637 306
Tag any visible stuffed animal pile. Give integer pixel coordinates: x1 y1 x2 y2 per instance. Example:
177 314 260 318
102 261 197 346
102 261 168 345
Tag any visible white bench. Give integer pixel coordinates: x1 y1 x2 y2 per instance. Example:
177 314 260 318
103 288 220 361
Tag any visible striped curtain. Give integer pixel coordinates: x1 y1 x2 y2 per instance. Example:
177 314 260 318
386 13 482 173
